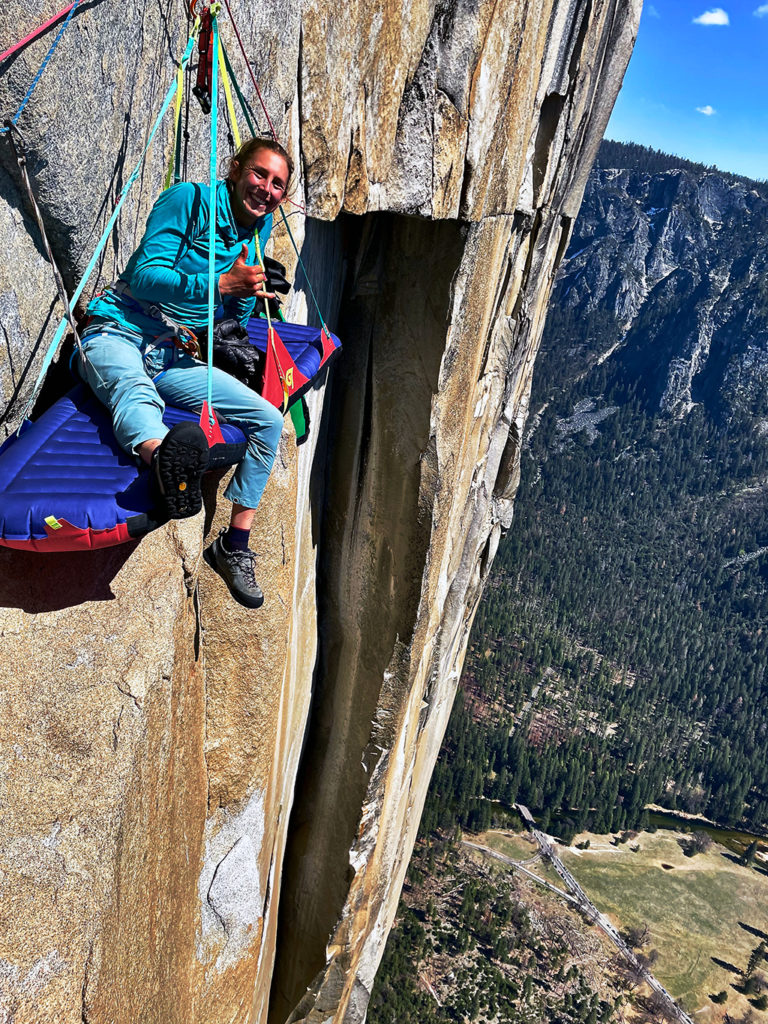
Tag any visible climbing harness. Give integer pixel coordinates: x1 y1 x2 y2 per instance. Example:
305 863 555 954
0 0 84 135
111 281 200 357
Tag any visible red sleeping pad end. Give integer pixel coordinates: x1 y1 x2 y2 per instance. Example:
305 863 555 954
263 325 310 410
1 518 134 553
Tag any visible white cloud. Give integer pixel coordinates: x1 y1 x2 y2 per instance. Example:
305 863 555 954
754 3 768 15
696 105 717 115
647 4 661 16
693 7 730 24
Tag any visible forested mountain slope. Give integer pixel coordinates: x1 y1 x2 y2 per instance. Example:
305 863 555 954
425 141 768 840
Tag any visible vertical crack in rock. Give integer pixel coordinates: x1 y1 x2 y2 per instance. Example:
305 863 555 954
296 22 308 188
532 91 567 201
198 790 266 974
192 581 202 662
270 212 465 1022
80 941 94 1024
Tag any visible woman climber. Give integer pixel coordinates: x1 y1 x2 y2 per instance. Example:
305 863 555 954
78 137 292 608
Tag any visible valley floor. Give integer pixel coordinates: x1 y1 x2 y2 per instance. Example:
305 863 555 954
477 826 768 1022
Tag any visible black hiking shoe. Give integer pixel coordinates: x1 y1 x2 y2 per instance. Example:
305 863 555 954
153 422 210 520
203 531 264 608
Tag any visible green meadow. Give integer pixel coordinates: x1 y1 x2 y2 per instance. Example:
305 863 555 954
558 830 768 1019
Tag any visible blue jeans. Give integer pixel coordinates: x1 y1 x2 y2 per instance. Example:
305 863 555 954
79 321 284 511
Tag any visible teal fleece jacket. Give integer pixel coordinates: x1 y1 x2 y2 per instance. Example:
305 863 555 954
87 179 272 333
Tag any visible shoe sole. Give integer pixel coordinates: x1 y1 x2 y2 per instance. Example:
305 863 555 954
155 422 210 519
203 542 265 609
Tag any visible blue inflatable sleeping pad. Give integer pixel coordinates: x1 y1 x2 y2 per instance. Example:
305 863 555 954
0 385 246 551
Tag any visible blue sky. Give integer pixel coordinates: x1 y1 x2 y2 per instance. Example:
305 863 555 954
606 2 768 180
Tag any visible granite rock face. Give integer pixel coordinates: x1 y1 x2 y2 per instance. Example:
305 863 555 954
0 1 640 1022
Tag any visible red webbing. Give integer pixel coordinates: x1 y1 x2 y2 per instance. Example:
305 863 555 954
220 0 278 140
0 2 77 65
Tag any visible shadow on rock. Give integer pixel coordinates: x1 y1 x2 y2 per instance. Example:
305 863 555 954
0 542 137 612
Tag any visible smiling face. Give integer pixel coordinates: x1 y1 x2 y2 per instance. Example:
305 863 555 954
229 148 290 225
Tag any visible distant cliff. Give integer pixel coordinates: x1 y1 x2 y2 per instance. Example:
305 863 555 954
421 142 768 858
553 144 768 421
0 3 640 1023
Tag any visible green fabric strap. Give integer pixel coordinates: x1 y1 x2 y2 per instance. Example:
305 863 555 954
220 41 259 137
289 397 308 444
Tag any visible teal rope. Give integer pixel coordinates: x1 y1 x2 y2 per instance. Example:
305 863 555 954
206 14 220 422
0 0 83 136
18 33 198 427
277 206 329 334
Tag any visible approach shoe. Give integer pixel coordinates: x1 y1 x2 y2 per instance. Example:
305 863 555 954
153 421 210 520
203 532 264 609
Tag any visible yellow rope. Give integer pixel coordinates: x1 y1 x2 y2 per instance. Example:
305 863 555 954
163 63 185 190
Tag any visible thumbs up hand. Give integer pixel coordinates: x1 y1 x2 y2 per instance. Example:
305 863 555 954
219 243 275 299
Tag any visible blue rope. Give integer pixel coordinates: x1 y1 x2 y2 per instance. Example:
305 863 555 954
17 32 199 428
0 0 84 136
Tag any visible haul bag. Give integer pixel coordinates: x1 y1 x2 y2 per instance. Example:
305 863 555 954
0 385 246 552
